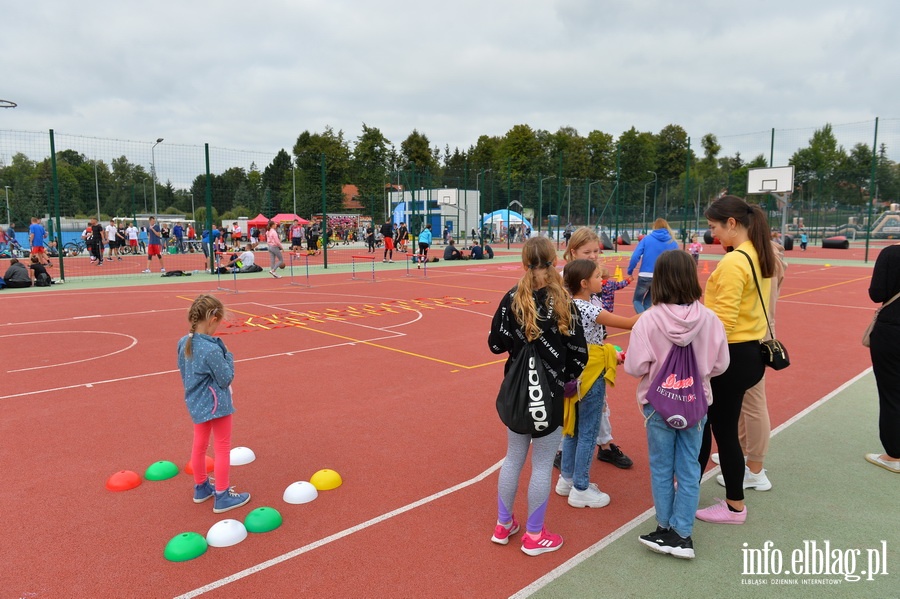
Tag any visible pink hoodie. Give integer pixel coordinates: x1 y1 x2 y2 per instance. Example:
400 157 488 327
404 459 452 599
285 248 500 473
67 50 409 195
624 302 730 406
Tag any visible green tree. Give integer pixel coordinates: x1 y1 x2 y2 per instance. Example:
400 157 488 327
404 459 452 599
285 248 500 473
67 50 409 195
293 126 351 216
352 123 392 216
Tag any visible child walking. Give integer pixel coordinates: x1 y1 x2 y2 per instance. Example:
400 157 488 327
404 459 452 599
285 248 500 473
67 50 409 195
562 228 635 469
488 237 587 555
177 294 251 514
557 259 638 508
624 250 729 558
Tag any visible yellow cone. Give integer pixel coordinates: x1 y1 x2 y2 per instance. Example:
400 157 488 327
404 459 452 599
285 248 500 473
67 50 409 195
310 469 343 491
614 266 623 282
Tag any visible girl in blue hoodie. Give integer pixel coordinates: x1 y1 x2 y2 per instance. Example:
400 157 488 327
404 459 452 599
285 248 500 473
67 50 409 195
177 294 251 514
627 219 678 313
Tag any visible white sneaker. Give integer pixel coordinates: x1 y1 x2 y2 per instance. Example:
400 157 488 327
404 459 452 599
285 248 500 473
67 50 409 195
142 269 151 273
567 483 610 508
716 466 772 491
554 476 573 497
711 453 746 465
160 268 166 273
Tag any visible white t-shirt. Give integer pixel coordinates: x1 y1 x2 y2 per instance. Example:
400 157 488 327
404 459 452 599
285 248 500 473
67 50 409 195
126 226 138 240
238 251 255 267
105 225 117 242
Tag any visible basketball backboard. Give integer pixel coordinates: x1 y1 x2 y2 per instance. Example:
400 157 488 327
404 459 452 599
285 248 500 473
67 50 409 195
747 166 794 195
439 193 457 206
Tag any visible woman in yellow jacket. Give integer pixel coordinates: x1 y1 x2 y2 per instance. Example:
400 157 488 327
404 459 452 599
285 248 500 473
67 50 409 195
697 195 776 524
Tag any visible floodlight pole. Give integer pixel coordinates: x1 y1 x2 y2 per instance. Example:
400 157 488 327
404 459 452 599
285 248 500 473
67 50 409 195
151 138 164 217
539 175 556 238
645 171 657 233
587 180 602 229
476 168 492 244
4 185 10 226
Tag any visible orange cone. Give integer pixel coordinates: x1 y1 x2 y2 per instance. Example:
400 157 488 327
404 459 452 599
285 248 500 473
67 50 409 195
702 260 709 274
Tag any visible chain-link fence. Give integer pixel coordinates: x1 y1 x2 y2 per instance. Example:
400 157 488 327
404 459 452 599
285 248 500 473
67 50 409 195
1 120 897 280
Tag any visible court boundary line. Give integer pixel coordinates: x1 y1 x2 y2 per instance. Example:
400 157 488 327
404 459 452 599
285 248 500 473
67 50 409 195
173 459 505 599
509 367 874 599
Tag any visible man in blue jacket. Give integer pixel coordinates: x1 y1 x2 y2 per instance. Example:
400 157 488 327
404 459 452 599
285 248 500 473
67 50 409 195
626 218 677 313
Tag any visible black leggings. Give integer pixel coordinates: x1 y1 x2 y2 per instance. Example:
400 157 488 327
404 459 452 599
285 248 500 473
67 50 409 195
699 341 765 502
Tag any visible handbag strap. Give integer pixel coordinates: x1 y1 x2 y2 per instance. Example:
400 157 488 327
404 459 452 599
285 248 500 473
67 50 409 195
735 249 775 340
878 289 900 311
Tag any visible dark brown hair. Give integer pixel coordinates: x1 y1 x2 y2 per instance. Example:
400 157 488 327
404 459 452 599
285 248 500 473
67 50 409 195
650 250 702 305
562 258 598 296
704 195 775 278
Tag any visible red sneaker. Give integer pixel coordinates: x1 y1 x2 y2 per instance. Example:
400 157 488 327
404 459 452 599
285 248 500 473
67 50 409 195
521 528 563 556
490 516 520 545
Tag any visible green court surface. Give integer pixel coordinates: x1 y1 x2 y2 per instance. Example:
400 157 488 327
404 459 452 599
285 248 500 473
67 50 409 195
523 370 899 599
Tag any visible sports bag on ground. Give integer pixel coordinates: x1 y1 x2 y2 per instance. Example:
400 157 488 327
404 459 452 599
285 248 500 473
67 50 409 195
496 343 554 436
645 342 707 430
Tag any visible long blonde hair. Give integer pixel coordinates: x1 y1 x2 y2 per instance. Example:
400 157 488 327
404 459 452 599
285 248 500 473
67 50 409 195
562 227 601 262
512 237 572 342
184 294 225 359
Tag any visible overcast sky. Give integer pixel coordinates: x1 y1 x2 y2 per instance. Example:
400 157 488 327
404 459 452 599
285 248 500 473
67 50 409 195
2 0 899 163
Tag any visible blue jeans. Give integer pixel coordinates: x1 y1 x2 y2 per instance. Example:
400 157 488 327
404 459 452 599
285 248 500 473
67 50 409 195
643 404 704 538
632 275 652 313
561 377 606 491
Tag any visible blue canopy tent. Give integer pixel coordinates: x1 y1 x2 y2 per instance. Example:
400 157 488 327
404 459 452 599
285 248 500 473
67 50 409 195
479 210 532 231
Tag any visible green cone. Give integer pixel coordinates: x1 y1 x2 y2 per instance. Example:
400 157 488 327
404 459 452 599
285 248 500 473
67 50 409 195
244 507 283 533
145 461 179 481
164 532 207 562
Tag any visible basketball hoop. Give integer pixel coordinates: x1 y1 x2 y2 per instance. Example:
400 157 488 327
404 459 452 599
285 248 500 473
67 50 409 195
0 99 17 109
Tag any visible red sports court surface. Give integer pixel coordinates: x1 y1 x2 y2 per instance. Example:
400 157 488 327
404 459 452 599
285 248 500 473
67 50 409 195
0 251 878 598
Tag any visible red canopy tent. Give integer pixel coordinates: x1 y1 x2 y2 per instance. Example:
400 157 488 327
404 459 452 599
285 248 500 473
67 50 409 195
271 213 309 224
247 214 270 227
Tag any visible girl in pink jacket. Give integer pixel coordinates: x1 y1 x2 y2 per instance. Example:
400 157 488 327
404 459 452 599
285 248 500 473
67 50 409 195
624 250 729 560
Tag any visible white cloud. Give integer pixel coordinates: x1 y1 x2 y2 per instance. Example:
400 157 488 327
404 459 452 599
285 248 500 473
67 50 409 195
2 0 899 164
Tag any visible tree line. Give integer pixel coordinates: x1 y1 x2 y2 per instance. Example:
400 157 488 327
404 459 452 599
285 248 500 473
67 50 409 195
1 122 897 227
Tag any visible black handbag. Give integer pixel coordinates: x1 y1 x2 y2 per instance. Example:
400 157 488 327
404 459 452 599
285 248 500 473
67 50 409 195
737 250 790 370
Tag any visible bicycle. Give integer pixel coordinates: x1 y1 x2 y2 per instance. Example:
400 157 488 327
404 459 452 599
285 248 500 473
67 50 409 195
63 240 87 257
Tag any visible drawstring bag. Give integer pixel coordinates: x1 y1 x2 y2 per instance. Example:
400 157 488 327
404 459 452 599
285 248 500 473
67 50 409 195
496 343 554 436
645 342 707 430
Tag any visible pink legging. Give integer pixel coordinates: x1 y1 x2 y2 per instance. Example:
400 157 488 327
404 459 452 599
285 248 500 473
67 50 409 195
192 414 232 491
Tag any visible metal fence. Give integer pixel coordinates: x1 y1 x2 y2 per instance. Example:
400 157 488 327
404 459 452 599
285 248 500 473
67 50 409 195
1 119 898 280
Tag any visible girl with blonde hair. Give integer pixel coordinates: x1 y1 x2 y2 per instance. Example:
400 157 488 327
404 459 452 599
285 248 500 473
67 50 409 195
178 294 251 514
488 237 587 555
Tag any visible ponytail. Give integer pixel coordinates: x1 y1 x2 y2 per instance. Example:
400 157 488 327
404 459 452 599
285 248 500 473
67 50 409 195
184 294 225 359
705 195 775 278
512 237 572 341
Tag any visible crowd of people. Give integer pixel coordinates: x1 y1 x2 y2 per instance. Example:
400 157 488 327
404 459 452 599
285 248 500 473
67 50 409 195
487 197 815 561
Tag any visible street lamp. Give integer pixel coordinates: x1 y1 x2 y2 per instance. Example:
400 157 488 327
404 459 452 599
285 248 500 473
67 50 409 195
587 180 603 229
151 138 164 217
647 170 657 226
4 185 10 226
476 168 492 243
539 175 556 237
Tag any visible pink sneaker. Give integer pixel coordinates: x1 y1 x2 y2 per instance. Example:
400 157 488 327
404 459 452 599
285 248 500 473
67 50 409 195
695 498 746 524
490 516 520 545
521 528 563 556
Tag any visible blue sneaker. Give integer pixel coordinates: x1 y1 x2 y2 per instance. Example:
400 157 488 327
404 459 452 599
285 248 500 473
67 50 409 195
193 478 215 503
213 487 251 513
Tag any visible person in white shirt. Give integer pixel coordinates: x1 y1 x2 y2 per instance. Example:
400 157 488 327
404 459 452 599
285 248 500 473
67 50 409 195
105 220 119 260
126 224 140 254
223 246 256 273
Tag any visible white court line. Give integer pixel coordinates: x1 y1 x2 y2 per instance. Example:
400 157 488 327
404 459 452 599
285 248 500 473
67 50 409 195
1 331 138 373
510 367 874 598
0 306 187 329
173 459 505 599
0 333 402 401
